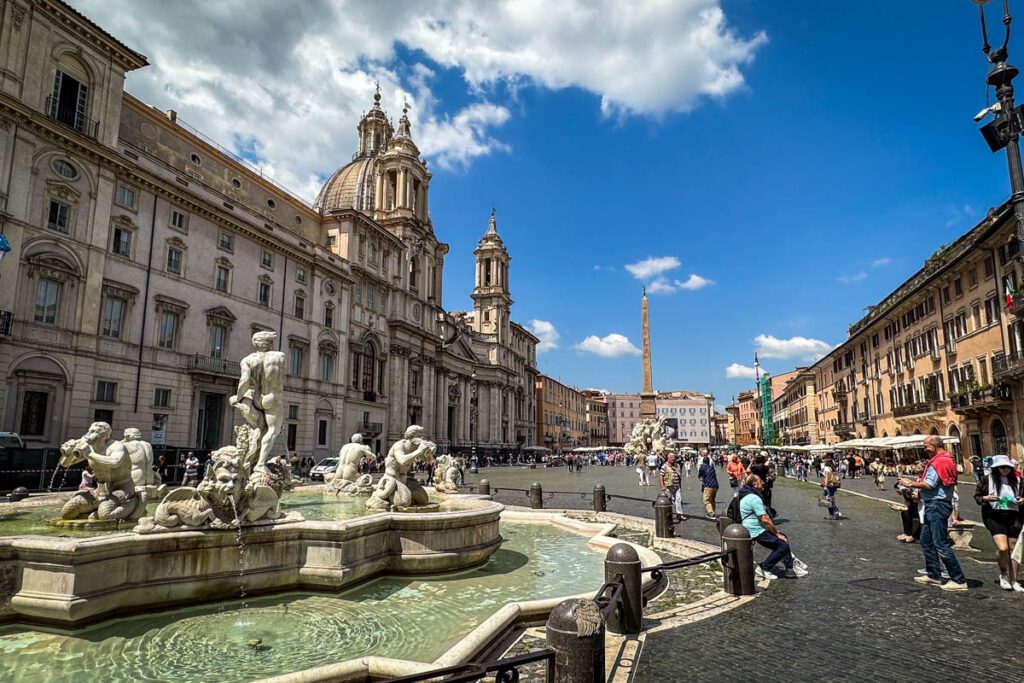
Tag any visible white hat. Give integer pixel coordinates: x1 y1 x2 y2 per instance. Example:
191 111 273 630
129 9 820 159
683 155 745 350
988 454 1016 470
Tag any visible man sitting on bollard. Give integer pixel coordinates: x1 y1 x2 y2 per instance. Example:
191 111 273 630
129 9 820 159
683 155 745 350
737 474 808 580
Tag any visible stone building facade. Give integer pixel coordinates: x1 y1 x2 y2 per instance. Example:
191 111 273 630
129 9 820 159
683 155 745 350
771 368 817 446
607 392 641 446
735 390 758 447
655 390 713 448
0 0 538 460
536 375 585 451
581 389 608 447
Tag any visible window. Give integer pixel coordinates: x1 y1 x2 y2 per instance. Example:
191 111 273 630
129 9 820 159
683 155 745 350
409 257 419 291
324 304 334 328
93 409 114 424
287 423 297 451
289 346 304 376
116 185 136 209
327 234 337 249
112 227 131 256
985 256 996 278
968 268 978 288
362 342 376 391
154 388 171 408
189 153 202 165
232 177 242 189
218 232 233 252
170 209 188 232
954 278 963 297
293 294 305 319
985 296 999 326
954 311 968 339
366 282 375 311
52 159 77 179
258 281 271 307
34 279 61 324
296 267 306 284
320 351 334 382
209 324 226 358
101 297 125 338
261 250 274 268
215 266 230 293
95 380 118 403
267 198 277 209
383 250 390 275
49 69 89 133
410 368 420 396
47 199 71 233
166 247 183 275
941 286 950 305
318 419 328 446
358 234 365 260
369 242 378 266
158 311 178 349
288 404 299 420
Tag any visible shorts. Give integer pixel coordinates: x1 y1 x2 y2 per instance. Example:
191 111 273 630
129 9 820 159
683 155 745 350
983 509 1023 538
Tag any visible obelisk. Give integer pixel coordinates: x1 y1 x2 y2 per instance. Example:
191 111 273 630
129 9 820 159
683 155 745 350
640 287 657 419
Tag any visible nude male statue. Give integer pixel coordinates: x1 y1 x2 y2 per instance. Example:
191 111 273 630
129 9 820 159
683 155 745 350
59 421 141 520
121 427 159 489
366 425 436 510
229 331 285 473
327 433 375 490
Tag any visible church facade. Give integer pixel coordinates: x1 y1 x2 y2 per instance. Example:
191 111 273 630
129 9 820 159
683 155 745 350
0 0 538 460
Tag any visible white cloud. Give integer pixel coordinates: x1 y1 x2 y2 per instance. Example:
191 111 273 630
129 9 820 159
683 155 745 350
837 271 867 284
754 334 832 361
725 363 759 379
593 265 615 272
528 319 560 353
625 256 681 280
645 273 714 294
576 333 642 357
870 257 892 268
678 274 714 290
68 0 764 201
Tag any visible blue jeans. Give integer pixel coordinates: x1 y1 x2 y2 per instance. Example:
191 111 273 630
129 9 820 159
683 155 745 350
824 486 839 516
920 501 966 583
754 530 793 572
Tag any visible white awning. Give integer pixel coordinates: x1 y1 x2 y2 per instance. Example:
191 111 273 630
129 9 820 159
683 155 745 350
832 435 960 451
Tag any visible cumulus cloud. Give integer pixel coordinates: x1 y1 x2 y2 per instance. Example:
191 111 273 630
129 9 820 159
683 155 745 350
626 256 681 280
678 274 714 290
725 363 759 379
646 273 714 294
576 333 642 357
528 319 560 353
754 334 832 361
870 257 892 268
69 0 764 200
837 271 867 284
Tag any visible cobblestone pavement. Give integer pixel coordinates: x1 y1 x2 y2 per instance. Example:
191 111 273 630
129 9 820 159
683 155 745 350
467 464 1024 682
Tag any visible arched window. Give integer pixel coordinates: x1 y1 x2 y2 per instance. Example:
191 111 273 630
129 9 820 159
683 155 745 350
992 418 1009 454
409 257 420 291
362 341 376 392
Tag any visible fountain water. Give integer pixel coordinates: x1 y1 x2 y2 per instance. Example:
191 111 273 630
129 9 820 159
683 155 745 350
229 497 249 607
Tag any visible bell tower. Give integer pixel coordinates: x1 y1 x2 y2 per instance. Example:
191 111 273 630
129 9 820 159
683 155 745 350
356 84 392 158
471 209 513 341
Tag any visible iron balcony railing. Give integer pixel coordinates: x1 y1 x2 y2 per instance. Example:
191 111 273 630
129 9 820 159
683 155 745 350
893 399 946 418
950 385 1012 410
45 96 98 139
358 421 382 435
0 310 12 336
993 351 1024 381
185 354 240 377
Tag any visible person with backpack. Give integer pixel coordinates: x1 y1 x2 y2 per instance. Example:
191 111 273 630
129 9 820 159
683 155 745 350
731 474 808 580
726 454 746 493
821 464 843 519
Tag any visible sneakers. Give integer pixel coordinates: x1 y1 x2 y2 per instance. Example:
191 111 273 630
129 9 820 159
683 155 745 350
1000 575 1014 591
755 566 778 580
914 575 943 587
785 565 809 578
1014 583 1024 593
941 581 968 592
917 568 950 579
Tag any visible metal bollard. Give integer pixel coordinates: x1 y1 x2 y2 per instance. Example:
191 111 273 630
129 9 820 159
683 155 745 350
717 515 731 539
529 482 544 509
603 543 643 635
470 464 479 474
654 492 674 538
722 523 756 596
545 597 605 683
477 479 491 495
593 484 607 513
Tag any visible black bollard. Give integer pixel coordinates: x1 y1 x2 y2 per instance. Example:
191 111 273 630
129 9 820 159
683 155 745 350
604 543 643 635
477 479 491 495
654 492 674 538
717 515 731 539
722 523 756 596
593 484 607 513
529 482 544 509
545 598 605 683
470 465 479 474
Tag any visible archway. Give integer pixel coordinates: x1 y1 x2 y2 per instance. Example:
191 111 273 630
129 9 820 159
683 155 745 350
948 424 963 469
5 355 69 446
992 418 1009 454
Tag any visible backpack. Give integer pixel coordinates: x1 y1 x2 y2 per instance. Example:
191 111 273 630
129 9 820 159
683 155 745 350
726 492 757 524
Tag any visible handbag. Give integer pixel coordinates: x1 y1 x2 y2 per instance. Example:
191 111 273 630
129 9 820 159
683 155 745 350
817 494 834 508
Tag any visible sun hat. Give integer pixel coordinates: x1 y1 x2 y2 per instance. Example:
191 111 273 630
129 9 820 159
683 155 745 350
988 454 1016 470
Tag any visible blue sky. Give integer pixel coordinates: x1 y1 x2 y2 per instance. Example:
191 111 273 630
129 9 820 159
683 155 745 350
73 0 1016 407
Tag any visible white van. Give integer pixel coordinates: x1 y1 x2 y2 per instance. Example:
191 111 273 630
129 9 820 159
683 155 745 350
0 432 25 449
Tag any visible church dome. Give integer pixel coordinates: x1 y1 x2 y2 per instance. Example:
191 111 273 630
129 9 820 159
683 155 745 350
313 155 376 214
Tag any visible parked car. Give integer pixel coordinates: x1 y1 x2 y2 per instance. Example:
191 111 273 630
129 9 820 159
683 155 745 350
309 457 339 481
543 455 566 467
0 432 25 449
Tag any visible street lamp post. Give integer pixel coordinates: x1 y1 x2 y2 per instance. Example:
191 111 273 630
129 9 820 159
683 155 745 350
973 0 1024 289
470 372 478 472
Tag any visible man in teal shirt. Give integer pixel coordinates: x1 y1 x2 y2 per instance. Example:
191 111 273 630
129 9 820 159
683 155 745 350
738 474 808 580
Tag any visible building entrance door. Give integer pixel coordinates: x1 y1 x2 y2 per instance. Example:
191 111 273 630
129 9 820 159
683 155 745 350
196 392 226 449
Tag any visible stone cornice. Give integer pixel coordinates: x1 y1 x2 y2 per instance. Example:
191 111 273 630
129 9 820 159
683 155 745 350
31 0 149 71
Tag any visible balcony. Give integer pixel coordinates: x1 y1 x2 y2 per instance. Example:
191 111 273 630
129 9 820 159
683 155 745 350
45 96 98 139
834 422 856 438
358 421 383 435
893 400 946 419
363 391 377 402
185 354 240 377
1011 296 1024 318
950 385 1012 415
0 310 12 336
993 351 1024 382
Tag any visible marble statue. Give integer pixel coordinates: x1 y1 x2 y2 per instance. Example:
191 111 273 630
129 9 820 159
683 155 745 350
624 417 671 459
122 427 166 501
229 330 285 473
432 453 461 494
365 425 436 511
325 433 375 494
58 422 144 521
139 426 294 531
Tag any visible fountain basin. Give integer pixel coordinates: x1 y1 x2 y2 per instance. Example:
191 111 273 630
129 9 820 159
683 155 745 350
0 496 502 628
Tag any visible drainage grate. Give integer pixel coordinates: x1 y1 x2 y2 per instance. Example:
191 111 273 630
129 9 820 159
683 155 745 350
848 578 925 594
